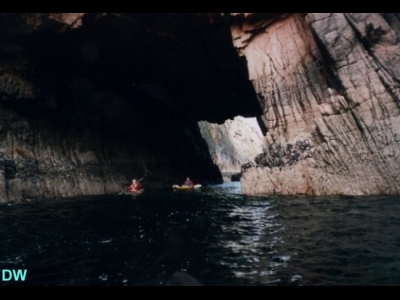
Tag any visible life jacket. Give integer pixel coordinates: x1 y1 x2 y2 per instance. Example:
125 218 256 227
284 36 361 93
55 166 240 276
128 183 142 192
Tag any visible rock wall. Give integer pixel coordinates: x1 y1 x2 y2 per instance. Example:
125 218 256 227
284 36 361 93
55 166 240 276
0 101 222 203
230 13 400 195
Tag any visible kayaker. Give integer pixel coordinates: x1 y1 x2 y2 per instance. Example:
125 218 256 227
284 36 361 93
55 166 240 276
183 177 194 188
127 179 142 192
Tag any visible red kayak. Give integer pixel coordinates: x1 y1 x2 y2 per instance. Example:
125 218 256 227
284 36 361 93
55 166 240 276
118 189 144 196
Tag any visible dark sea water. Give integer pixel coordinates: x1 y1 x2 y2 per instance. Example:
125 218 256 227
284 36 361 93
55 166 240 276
1 182 400 286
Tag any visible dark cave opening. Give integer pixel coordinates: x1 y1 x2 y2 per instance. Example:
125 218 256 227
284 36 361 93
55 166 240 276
0 13 264 198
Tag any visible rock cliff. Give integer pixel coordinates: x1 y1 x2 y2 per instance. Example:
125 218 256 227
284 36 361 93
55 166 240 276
229 13 400 195
2 13 400 201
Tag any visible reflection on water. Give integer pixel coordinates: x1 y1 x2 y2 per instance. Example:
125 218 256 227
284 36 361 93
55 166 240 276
1 182 400 286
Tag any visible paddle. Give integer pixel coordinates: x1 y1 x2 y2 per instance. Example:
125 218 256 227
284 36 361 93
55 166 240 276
138 174 146 183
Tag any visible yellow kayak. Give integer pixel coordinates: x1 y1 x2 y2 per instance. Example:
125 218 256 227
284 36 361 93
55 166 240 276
172 184 202 191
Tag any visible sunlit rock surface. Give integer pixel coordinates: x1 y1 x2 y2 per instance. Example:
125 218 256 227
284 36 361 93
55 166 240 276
229 13 400 195
199 117 264 181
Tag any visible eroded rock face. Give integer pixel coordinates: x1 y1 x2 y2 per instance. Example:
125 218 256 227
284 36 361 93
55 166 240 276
230 13 400 195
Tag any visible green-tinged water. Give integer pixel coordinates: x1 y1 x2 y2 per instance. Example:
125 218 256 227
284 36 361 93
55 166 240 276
1 182 400 286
